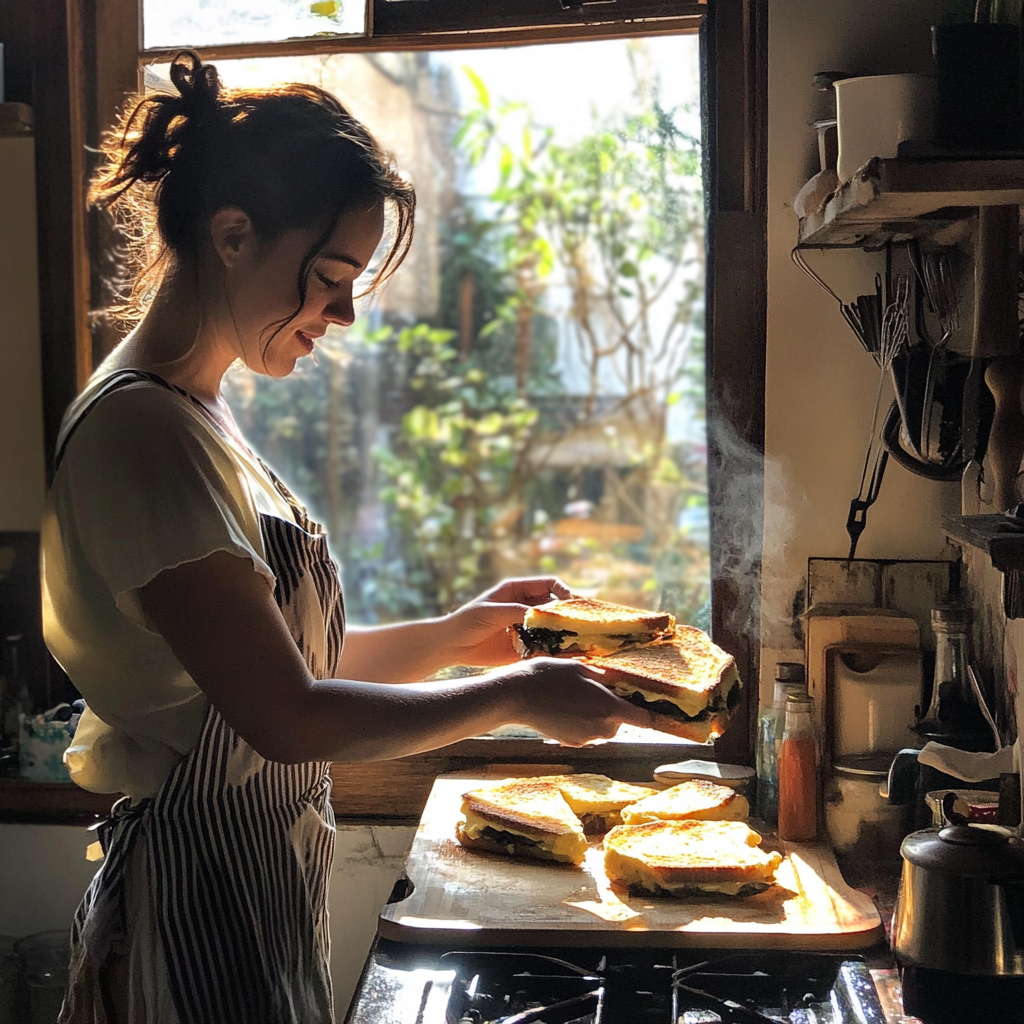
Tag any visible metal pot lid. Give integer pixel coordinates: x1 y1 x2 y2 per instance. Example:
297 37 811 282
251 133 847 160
901 827 1024 877
833 753 893 779
939 824 1007 846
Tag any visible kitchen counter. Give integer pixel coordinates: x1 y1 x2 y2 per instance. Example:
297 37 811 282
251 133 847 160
0 731 708 825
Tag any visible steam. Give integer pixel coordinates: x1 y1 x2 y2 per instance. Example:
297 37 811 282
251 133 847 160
707 406 804 650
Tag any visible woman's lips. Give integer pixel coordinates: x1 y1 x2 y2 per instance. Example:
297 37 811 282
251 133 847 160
296 330 317 354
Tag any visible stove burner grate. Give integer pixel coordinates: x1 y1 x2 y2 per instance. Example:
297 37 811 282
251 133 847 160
435 949 887 1024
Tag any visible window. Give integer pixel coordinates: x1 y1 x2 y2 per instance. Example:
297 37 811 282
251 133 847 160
147 40 710 635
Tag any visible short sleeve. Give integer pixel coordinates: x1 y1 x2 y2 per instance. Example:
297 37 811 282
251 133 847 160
59 385 275 629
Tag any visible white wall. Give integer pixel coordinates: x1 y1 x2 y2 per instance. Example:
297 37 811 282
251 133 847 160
0 131 47 531
761 0 961 701
0 823 414 1021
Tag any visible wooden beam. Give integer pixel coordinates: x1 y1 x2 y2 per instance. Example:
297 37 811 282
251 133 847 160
704 0 767 766
139 16 702 62
96 0 142 139
34 0 93 474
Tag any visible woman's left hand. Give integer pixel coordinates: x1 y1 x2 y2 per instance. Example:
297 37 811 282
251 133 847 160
441 576 573 668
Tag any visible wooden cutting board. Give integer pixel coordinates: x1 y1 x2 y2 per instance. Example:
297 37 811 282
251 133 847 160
378 771 885 949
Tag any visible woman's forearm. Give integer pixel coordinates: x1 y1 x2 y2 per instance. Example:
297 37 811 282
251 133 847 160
337 618 457 683
276 673 517 762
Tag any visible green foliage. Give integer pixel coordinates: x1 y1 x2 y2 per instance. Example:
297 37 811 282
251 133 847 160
226 54 710 626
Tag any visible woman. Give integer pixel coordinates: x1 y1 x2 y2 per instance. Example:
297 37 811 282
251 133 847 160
41 51 653 1024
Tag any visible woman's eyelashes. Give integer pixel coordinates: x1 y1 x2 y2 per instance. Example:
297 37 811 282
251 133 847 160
315 269 341 290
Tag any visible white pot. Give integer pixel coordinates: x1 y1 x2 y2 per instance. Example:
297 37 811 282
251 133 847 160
834 74 937 183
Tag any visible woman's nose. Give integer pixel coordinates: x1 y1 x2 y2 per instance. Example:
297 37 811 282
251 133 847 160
324 292 355 327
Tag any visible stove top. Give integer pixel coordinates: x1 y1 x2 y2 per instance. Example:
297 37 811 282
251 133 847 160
345 942 891 1024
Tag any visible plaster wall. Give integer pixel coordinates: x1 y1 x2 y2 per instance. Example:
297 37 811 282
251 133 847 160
761 0 963 701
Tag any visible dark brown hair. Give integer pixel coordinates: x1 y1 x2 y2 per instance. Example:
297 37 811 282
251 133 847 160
91 50 416 343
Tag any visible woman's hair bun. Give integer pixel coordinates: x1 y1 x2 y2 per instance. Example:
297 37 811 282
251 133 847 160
169 50 221 120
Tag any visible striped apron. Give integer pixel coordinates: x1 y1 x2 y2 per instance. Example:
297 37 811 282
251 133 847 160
56 371 345 1024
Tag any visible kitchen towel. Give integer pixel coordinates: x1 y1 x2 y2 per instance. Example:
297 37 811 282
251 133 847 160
917 740 1017 783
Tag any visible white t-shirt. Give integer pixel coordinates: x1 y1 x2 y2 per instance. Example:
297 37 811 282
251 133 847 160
42 373 298 799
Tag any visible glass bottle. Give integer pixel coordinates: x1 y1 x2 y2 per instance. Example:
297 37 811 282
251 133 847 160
778 693 819 842
918 603 991 746
754 663 806 825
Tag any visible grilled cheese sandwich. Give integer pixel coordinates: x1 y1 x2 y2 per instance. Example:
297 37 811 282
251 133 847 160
584 625 742 742
532 773 659 833
619 780 749 825
604 819 782 897
455 779 589 865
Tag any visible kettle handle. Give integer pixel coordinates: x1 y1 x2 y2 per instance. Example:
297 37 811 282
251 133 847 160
884 748 922 804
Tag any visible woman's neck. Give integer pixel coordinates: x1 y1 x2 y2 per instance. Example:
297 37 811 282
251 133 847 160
106 263 239 403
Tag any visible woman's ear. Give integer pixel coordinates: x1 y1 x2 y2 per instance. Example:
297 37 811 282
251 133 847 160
209 208 256 270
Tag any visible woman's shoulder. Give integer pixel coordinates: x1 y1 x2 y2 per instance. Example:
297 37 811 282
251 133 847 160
57 370 218 468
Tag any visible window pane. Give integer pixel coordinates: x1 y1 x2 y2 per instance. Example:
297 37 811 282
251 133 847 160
146 38 708 636
143 0 366 49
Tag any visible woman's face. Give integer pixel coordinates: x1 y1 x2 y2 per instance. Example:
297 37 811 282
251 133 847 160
223 201 385 378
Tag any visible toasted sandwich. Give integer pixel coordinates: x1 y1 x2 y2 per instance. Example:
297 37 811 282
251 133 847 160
455 779 588 865
533 773 659 834
620 779 749 825
604 819 783 897
510 597 675 658
583 625 742 743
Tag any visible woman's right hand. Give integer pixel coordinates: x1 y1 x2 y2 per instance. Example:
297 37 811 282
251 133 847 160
493 656 655 746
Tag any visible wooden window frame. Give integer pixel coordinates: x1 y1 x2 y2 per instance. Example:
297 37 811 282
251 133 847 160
35 0 766 822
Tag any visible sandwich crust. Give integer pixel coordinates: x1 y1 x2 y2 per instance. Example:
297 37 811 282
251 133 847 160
514 597 676 657
604 820 782 896
526 596 675 631
461 780 583 837
620 780 749 825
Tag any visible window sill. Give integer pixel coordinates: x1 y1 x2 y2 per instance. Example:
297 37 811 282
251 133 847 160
0 732 711 826
328 731 710 821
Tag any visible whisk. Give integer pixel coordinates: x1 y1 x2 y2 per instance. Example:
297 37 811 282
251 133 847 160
846 273 910 559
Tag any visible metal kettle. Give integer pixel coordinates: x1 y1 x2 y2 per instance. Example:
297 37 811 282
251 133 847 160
892 820 1024 1022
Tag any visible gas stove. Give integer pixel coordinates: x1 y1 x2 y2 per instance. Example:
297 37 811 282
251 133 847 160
345 942 892 1024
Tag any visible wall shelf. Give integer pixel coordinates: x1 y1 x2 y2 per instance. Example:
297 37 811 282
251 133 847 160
942 513 1024 572
798 157 1024 249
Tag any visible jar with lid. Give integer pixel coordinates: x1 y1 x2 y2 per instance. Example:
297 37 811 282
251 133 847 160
754 663 806 824
778 693 819 841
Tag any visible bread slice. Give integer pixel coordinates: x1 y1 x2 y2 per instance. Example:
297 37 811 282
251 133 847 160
604 819 783 897
620 779 749 825
455 779 588 865
533 773 659 833
511 597 675 657
583 625 742 742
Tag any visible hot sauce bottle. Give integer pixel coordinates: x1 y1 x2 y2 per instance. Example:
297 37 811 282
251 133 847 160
778 693 818 842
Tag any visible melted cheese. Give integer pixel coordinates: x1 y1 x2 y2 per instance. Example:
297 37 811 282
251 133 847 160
555 631 652 656
610 676 736 719
460 810 587 861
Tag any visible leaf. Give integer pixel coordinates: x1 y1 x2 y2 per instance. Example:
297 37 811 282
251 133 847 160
310 0 339 16
462 65 491 111
619 260 639 278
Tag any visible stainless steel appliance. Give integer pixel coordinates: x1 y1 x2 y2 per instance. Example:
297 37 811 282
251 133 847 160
346 944 890 1024
892 822 1024 1023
